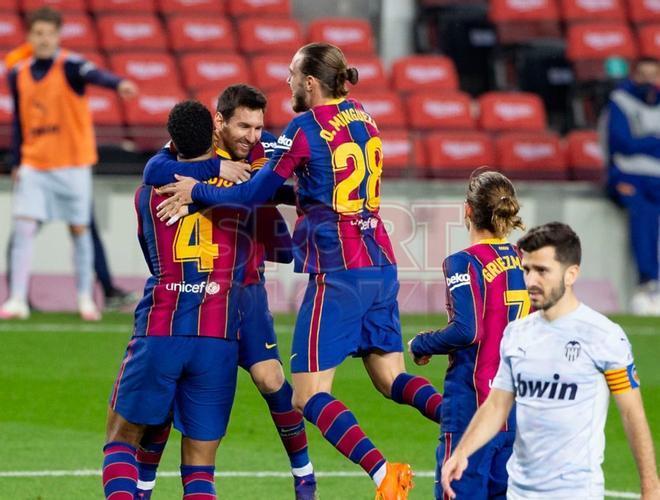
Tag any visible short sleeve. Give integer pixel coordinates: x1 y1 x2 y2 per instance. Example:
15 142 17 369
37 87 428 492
592 325 640 394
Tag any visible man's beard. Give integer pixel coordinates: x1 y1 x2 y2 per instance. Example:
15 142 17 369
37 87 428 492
537 280 566 311
291 87 308 112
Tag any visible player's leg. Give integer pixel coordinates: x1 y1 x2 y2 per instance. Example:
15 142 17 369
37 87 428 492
103 408 145 500
135 420 173 500
361 265 442 423
435 431 490 500
239 283 316 498
180 437 220 499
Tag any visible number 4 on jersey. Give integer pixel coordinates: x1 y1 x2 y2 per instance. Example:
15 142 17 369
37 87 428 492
173 212 219 272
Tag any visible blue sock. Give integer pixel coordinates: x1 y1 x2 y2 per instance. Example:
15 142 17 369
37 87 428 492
391 373 442 423
102 441 137 499
181 465 216 498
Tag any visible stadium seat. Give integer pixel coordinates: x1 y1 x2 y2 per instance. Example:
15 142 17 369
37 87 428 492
21 0 86 12
351 90 406 130
80 51 108 70
478 91 546 132
406 91 475 131
157 0 224 15
88 0 156 14
238 17 303 55
179 53 250 93
166 16 235 53
307 18 376 56
264 89 297 131
97 15 167 53
346 55 388 91
227 0 291 18
489 0 561 44
425 131 496 178
60 13 98 52
379 130 425 177
0 0 17 12
110 52 180 91
559 0 625 22
195 88 221 113
123 87 186 150
628 0 660 24
495 131 567 179
0 14 24 50
566 22 637 81
637 24 660 59
250 54 290 92
565 129 605 181
87 86 126 146
391 55 458 93
0 81 11 149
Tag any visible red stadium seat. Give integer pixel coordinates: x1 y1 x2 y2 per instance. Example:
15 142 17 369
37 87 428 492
351 91 406 130
87 86 125 145
166 16 235 53
238 17 303 55
638 24 660 58
21 0 86 12
179 53 250 93
565 129 604 181
566 22 637 80
628 0 660 24
227 0 291 18
110 52 180 91
264 89 296 131
489 0 561 44
97 15 167 53
347 56 388 91
0 83 12 148
495 131 567 179
559 0 625 22
0 15 24 49
425 131 495 178
0 0 17 12
307 18 376 56
157 0 224 15
88 0 156 14
123 87 186 150
60 13 98 52
391 55 458 93
195 87 221 113
478 91 546 132
380 130 425 176
250 54 290 91
406 91 475 131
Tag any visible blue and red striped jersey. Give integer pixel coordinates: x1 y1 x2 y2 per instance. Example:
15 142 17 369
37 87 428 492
411 239 529 432
133 184 252 338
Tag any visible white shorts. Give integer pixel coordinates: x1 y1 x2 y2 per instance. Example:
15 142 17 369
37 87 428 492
12 165 92 226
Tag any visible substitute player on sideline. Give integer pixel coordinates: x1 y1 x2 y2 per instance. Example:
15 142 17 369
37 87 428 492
137 85 316 500
441 223 660 500
409 170 527 499
157 43 445 499
102 101 247 500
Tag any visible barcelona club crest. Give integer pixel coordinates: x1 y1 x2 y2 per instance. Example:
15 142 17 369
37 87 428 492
564 340 581 362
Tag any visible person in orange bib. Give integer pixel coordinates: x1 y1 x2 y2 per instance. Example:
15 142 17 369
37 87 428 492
0 7 137 320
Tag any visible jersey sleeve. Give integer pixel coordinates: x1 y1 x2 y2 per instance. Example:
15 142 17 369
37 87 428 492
491 324 515 393
270 119 311 179
410 252 483 355
592 325 640 394
143 147 220 186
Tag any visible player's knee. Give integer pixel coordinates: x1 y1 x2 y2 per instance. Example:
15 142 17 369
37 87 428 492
250 361 285 394
292 390 313 414
105 407 144 447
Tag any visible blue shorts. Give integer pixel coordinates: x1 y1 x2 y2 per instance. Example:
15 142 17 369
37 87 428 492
238 283 280 369
109 336 239 441
291 265 403 373
436 430 514 500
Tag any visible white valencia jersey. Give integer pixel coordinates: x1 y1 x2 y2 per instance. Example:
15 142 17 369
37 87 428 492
492 303 639 499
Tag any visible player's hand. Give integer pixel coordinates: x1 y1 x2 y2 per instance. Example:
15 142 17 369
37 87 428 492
440 452 468 499
156 174 197 221
165 205 189 226
407 335 431 366
117 79 138 99
220 159 251 184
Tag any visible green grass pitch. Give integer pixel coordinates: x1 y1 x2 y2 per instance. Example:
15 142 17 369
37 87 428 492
0 313 657 499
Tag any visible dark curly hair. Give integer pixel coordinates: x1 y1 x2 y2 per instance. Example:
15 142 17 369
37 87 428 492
167 100 213 159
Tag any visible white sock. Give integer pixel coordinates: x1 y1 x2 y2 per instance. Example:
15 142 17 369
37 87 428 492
72 229 94 297
137 479 156 490
292 462 314 477
9 219 38 302
372 462 387 487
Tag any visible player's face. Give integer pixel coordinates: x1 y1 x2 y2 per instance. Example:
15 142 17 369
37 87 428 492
521 246 567 311
288 51 309 112
215 106 264 160
29 21 60 59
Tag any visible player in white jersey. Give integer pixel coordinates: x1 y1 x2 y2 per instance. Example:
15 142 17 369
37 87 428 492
441 222 660 500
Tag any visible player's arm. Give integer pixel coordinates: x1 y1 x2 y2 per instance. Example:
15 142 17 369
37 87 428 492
143 147 220 186
607 101 660 157
409 253 482 359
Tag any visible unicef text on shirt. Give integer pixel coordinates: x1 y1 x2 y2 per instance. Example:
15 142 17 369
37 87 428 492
165 281 222 295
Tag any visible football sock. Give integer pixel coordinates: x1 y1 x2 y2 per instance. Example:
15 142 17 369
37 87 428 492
391 373 443 423
136 422 172 496
262 381 311 470
8 219 38 302
181 465 216 499
303 392 385 479
72 229 94 296
102 441 138 499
